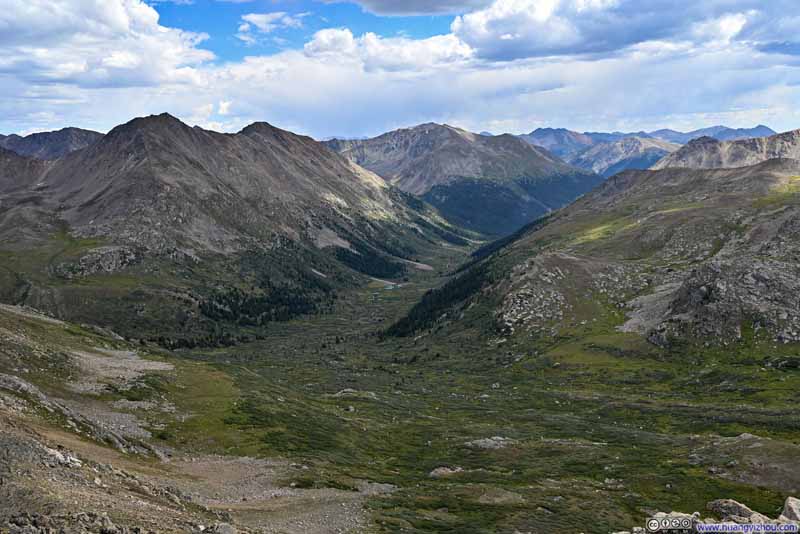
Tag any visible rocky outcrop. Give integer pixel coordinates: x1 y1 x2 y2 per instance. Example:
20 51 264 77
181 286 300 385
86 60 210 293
612 497 800 534
53 246 140 278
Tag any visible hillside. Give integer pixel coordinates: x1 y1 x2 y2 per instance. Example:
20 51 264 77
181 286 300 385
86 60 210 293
326 123 601 235
653 129 800 170
382 157 800 525
392 157 800 347
569 136 680 177
0 127 103 159
0 114 468 342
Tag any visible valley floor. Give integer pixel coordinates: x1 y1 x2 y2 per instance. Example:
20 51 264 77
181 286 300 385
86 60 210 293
1 243 799 533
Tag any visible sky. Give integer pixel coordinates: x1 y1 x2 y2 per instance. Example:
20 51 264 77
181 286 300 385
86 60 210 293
2 0 800 138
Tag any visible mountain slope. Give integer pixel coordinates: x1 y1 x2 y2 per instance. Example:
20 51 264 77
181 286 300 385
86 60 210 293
518 127 597 159
0 114 468 341
652 129 800 170
326 123 602 235
391 157 800 348
0 127 103 159
569 136 680 177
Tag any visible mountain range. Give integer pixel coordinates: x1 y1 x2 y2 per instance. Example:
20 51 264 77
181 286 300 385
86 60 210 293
0 113 466 342
652 129 800 170
2 115 800 534
520 125 776 159
325 123 602 235
0 127 103 159
516 124 776 178
392 126 800 349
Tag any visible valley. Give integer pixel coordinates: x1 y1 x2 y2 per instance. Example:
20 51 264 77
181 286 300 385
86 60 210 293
6 2 800 533
1 119 800 534
3 193 800 532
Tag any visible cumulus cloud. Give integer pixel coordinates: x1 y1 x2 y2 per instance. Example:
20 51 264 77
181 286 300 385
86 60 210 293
304 28 473 71
0 0 212 88
451 0 799 60
236 12 309 44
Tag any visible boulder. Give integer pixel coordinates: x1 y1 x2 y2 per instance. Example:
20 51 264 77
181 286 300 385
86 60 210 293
780 497 800 522
708 499 756 520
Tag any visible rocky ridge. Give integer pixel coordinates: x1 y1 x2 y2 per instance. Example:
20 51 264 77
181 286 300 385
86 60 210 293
0 128 103 160
652 129 800 170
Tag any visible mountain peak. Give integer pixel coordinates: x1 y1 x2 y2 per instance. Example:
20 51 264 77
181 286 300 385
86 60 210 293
103 113 192 144
123 112 185 129
239 121 281 135
0 126 104 159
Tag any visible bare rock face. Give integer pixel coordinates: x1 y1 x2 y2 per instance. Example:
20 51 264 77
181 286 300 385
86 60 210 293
569 136 680 177
652 259 800 346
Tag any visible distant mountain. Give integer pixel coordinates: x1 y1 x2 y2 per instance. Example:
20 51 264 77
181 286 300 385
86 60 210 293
569 136 681 177
649 125 776 144
0 127 103 159
652 129 800 170
0 114 466 340
479 131 494 136
582 131 649 144
518 128 597 159
325 123 602 236
390 156 800 349
520 125 776 163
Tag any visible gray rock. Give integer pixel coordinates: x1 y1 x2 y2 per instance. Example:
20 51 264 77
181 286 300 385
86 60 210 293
708 499 756 520
210 523 237 534
781 497 800 521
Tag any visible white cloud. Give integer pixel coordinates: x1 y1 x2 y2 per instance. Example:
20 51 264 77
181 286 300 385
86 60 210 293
236 11 309 44
242 12 305 33
451 0 800 60
691 13 749 45
304 29 473 71
0 0 212 88
218 100 232 115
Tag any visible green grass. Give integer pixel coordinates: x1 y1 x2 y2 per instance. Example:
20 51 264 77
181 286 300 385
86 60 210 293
3 215 799 533
753 175 800 207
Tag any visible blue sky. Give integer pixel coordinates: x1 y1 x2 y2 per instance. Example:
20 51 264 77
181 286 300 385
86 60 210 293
154 1 455 61
2 1 800 138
